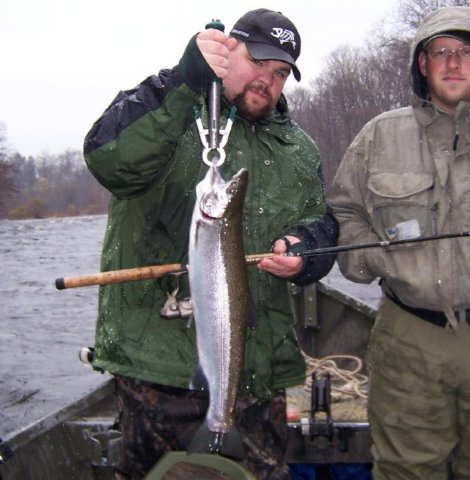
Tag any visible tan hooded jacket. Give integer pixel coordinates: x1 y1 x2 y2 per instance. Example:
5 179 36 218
327 6 470 324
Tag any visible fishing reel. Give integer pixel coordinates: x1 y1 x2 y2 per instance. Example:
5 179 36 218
160 289 193 319
160 274 193 319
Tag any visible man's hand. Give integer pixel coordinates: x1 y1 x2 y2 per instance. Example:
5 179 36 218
257 235 303 278
196 29 238 79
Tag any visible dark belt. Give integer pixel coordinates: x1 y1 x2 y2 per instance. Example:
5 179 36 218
385 291 470 328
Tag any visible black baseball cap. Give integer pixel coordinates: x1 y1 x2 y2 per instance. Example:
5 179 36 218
230 8 301 81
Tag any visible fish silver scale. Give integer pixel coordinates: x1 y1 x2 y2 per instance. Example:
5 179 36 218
188 164 249 435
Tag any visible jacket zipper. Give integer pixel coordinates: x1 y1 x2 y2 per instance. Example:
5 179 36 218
431 203 438 235
453 126 459 151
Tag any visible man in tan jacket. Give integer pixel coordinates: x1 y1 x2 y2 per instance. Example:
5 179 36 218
328 6 470 480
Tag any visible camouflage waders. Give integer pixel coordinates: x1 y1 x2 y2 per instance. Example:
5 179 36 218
113 376 291 480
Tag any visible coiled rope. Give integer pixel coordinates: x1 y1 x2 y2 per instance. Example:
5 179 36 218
302 352 369 401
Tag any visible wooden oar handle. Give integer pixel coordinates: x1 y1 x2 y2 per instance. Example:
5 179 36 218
55 263 185 290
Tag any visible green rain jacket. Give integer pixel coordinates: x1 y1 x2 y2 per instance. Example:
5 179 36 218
84 36 338 399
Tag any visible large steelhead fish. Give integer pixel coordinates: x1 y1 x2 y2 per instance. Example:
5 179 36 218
188 163 249 459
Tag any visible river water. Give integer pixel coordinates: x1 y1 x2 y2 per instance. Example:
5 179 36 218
0 215 381 442
0 215 109 440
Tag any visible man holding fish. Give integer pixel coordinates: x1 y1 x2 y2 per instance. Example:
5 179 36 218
84 8 338 479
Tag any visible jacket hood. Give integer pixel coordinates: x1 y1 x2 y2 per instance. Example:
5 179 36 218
410 6 470 99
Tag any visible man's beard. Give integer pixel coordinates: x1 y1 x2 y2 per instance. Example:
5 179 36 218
231 82 274 121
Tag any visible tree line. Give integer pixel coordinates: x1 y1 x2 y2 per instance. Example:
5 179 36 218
0 136 109 219
0 0 467 220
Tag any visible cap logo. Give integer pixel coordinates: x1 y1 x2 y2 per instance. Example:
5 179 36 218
271 28 297 50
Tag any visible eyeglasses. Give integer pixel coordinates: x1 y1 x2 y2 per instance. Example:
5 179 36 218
426 45 470 63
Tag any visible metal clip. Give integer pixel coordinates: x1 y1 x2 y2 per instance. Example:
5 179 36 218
193 105 236 167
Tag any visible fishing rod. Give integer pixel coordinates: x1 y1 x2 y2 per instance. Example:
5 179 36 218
55 231 470 290
54 253 272 290
288 230 470 258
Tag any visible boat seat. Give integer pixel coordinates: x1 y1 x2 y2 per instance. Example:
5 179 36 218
144 451 256 480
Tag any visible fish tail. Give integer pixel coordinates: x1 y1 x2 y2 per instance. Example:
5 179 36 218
188 421 244 460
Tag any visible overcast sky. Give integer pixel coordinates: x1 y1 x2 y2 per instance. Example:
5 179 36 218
1 0 398 157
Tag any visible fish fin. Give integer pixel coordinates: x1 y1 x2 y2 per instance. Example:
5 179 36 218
188 421 244 460
189 362 209 391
